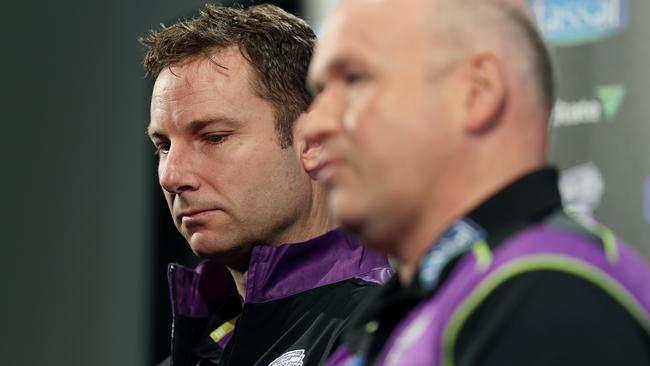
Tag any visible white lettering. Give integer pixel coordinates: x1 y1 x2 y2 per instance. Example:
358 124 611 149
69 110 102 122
533 0 623 37
552 99 602 127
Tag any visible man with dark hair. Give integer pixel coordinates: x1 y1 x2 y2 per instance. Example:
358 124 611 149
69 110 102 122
140 4 391 366
301 0 650 365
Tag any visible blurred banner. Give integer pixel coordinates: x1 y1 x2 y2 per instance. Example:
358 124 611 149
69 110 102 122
532 0 650 259
303 0 650 259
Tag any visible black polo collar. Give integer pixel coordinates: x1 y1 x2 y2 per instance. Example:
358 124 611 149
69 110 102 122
413 166 562 292
467 167 562 247
342 167 563 360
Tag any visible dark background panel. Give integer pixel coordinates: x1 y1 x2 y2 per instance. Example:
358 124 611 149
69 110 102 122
1 0 300 365
547 0 650 258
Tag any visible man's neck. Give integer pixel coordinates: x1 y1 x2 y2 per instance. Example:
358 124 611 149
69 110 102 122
226 189 335 301
226 267 248 303
394 161 545 286
226 224 333 302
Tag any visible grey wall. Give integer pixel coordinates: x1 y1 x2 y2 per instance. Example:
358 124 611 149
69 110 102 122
2 1 302 364
1 0 210 364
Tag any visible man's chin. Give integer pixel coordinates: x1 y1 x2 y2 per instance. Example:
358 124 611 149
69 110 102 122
330 187 366 221
333 206 396 254
332 199 377 244
188 236 252 269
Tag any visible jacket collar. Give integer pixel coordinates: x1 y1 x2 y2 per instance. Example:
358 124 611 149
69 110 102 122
466 166 561 245
246 228 391 303
169 228 392 317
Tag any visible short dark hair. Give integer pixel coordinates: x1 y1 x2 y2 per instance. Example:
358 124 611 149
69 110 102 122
138 4 316 147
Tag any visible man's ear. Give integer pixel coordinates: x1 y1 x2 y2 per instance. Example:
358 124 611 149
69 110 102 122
462 52 506 134
294 91 346 178
293 109 327 179
292 112 312 159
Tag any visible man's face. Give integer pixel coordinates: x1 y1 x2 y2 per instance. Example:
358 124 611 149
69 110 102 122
303 0 463 248
148 46 313 265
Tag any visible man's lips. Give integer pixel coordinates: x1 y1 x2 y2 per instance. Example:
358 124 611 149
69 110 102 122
301 135 351 183
176 208 220 223
305 156 343 182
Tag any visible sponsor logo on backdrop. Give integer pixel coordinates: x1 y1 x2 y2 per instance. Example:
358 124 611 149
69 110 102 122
559 162 604 214
529 0 629 46
268 350 305 366
552 84 626 127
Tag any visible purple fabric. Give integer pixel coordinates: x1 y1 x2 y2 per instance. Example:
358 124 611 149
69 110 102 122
357 267 394 286
380 225 650 365
168 261 235 318
246 229 392 303
327 224 650 366
169 229 392 318
168 229 391 352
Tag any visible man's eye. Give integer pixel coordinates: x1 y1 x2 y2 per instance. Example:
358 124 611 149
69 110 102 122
206 134 227 145
344 72 366 85
155 143 170 155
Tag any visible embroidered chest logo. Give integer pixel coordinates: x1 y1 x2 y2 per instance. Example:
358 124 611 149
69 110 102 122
268 349 305 366
420 218 486 289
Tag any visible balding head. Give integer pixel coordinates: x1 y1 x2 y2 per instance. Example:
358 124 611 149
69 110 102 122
303 0 554 254
313 0 553 111
432 0 554 110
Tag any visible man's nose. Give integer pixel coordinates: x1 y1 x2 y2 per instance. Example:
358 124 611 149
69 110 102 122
300 90 346 160
159 144 200 195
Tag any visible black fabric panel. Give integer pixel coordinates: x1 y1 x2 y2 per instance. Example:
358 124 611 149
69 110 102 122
341 276 424 365
171 316 208 366
222 279 378 366
455 270 650 366
193 292 242 361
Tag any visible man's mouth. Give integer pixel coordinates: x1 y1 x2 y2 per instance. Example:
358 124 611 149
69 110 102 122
177 208 220 223
312 159 343 183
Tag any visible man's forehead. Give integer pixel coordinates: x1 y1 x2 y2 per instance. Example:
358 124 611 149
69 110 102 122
310 0 435 81
152 49 258 110
336 0 434 25
149 47 260 134
311 12 375 75
153 51 242 95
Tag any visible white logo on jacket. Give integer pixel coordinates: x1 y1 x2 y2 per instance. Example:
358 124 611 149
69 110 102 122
268 349 305 366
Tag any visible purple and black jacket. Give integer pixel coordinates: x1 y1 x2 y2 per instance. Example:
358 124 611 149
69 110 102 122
326 168 650 366
163 229 392 366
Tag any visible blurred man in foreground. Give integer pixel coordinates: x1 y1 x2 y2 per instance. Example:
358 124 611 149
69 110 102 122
140 4 390 365
302 0 650 364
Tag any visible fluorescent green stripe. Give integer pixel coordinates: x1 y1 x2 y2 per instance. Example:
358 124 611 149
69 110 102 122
441 254 650 366
564 209 619 263
471 240 492 271
209 315 239 343
599 224 618 263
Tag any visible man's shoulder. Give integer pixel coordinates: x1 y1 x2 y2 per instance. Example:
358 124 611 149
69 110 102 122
453 268 650 366
444 216 650 366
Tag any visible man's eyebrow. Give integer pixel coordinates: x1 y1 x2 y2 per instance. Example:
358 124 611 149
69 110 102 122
147 115 243 140
146 126 165 140
308 57 353 97
186 115 243 133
